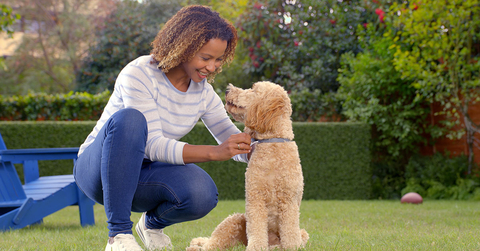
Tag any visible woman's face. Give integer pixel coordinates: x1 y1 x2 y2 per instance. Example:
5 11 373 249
181 38 228 83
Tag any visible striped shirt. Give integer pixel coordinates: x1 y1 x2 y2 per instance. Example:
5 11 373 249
78 55 247 165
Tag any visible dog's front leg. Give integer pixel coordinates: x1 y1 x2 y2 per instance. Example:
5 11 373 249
278 200 303 250
245 187 269 250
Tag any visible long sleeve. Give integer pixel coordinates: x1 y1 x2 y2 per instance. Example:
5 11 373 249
201 85 249 163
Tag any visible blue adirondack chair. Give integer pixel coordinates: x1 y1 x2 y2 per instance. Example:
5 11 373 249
0 133 95 231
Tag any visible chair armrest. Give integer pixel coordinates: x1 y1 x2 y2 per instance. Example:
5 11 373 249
0 147 79 184
0 147 79 162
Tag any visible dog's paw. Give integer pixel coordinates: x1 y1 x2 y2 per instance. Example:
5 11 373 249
246 243 269 251
186 246 202 251
301 229 309 247
189 237 209 247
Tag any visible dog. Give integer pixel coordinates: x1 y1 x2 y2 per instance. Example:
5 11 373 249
186 81 309 251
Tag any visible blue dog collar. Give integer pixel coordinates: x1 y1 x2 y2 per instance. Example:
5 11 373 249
254 138 292 144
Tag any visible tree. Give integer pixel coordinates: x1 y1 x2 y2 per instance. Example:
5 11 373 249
182 0 248 23
75 0 182 93
0 4 20 70
0 4 19 36
0 0 114 94
390 0 480 172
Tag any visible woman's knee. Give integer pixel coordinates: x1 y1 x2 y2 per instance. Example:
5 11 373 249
107 108 148 142
112 108 147 129
180 173 218 219
189 188 218 218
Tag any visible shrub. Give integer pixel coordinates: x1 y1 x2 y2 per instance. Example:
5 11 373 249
236 0 367 93
336 0 445 199
402 153 480 200
389 0 480 172
289 89 344 122
0 91 109 121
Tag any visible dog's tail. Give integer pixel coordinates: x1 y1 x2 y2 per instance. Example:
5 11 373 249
187 213 247 251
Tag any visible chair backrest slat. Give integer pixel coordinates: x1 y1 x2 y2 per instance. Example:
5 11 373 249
0 133 6 151
0 133 27 204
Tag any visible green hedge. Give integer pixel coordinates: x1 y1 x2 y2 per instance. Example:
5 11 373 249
0 121 371 200
0 121 97 182
0 91 109 121
0 91 342 122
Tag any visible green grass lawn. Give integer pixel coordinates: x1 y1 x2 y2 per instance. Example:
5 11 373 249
1 200 479 250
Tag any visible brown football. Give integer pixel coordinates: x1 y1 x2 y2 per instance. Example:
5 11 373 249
401 192 423 204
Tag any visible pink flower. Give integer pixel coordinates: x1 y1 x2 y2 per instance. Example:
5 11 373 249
294 41 299 46
329 19 336 25
363 23 368 29
375 8 385 23
375 8 384 16
253 62 260 68
254 3 262 10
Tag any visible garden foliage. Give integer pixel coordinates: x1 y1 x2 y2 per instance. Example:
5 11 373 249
236 0 366 93
0 4 19 71
336 6 440 160
388 0 480 171
336 0 480 198
0 4 19 36
403 153 480 200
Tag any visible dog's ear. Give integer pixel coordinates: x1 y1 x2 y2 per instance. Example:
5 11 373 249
245 91 291 134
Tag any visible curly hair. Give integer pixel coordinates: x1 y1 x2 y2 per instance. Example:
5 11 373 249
150 5 238 82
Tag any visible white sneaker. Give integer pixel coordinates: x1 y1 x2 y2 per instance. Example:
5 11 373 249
135 212 173 251
105 234 144 251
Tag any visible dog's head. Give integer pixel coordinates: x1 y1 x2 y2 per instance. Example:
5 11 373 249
225 81 292 135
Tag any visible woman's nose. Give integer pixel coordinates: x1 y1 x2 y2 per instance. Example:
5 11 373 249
206 61 216 72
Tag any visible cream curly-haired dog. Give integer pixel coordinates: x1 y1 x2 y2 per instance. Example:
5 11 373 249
187 81 309 251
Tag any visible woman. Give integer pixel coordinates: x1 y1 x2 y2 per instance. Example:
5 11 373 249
74 5 251 251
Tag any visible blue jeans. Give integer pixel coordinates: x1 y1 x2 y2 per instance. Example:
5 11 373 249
73 108 218 237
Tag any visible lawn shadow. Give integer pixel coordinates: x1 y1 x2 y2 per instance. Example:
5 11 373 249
17 221 92 232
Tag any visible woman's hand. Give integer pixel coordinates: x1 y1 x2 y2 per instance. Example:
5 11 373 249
182 133 252 163
213 133 252 161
